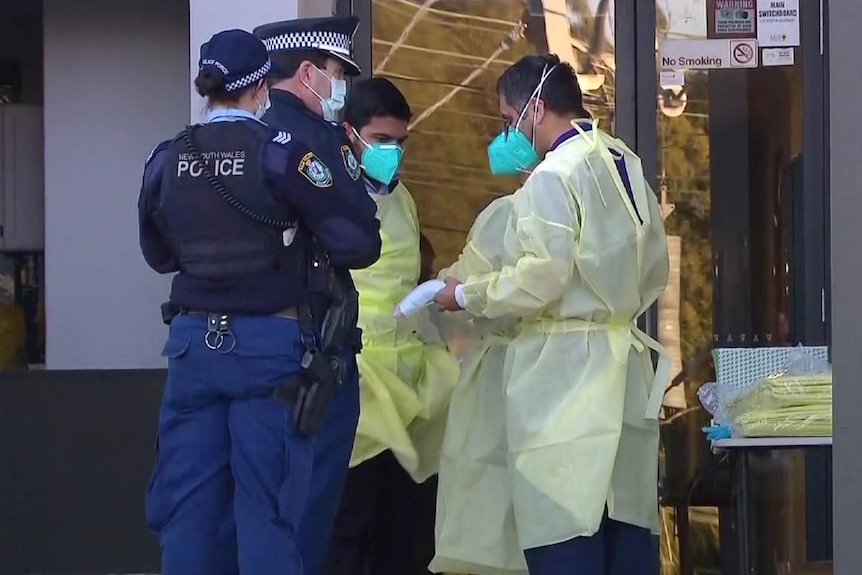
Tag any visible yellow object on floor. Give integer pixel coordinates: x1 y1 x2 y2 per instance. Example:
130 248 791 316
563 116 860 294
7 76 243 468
0 304 26 368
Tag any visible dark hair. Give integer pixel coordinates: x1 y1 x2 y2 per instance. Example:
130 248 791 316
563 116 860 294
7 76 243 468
267 50 330 83
194 69 247 103
496 54 588 117
343 77 412 130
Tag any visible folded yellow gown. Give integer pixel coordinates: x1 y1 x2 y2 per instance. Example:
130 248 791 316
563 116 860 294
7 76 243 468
728 372 833 437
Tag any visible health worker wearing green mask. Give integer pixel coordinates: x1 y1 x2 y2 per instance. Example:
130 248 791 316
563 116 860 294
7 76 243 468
321 77 459 575
433 53 671 575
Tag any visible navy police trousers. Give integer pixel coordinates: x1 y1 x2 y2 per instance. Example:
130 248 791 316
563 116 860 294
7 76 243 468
295 346 361 575
523 511 660 575
145 314 317 574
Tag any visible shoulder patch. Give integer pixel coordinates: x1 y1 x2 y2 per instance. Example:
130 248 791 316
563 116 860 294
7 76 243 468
272 131 291 145
341 145 361 181
298 152 333 188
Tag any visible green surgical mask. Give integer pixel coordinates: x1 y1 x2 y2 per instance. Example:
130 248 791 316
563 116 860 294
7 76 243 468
354 129 404 185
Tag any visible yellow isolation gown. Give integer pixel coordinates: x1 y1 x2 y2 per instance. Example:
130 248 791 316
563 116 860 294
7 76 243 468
449 122 670 556
430 193 529 575
350 182 460 482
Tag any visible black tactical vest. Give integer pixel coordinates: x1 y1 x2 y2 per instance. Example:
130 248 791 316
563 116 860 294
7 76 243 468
155 121 296 280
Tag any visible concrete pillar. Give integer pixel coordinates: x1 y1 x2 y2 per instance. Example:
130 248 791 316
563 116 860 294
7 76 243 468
830 0 862 571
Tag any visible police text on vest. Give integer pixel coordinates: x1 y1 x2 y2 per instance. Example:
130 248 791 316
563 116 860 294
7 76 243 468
177 150 246 178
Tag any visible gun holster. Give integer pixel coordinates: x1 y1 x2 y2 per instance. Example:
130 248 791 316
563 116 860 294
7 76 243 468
273 249 360 437
161 302 181 325
274 344 344 437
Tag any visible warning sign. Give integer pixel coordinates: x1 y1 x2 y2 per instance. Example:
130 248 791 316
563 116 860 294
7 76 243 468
707 0 756 39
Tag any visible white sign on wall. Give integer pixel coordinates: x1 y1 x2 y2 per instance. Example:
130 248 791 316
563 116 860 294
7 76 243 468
756 0 800 47
660 39 759 70
763 47 795 66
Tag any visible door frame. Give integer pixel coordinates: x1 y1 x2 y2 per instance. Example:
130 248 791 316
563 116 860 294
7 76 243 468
800 0 832 564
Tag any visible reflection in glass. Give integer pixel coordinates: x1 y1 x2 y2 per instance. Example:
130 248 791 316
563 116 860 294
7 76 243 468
653 2 720 574
371 0 616 270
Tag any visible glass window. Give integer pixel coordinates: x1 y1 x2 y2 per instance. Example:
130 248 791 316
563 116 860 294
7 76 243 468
371 0 616 270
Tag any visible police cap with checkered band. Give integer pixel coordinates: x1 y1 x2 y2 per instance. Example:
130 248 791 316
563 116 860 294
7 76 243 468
253 16 361 77
198 29 271 93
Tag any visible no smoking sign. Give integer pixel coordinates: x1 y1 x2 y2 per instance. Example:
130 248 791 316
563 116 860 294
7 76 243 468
730 39 758 68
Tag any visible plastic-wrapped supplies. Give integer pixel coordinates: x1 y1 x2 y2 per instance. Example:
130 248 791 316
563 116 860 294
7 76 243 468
698 346 833 438
726 372 832 415
733 405 832 437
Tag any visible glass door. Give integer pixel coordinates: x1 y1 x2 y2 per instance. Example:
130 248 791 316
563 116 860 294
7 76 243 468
649 0 830 573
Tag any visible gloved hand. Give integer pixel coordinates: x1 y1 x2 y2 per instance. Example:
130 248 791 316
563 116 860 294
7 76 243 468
702 424 732 441
394 279 446 317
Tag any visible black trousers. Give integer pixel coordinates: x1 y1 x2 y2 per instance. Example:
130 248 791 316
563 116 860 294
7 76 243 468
320 450 438 575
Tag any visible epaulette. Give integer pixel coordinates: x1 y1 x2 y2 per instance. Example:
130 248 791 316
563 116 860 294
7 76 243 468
270 130 292 146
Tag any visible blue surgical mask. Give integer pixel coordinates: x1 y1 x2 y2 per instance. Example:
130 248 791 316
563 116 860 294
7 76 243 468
354 129 403 185
254 88 271 120
486 63 557 176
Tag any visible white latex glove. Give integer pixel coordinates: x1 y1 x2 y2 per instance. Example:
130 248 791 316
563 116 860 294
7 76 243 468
393 279 446 317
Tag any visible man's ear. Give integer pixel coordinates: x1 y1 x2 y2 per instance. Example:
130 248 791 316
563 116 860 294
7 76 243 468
298 60 315 85
343 122 359 147
533 97 547 125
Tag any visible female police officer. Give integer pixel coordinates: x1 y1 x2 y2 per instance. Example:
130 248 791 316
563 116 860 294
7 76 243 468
138 29 380 575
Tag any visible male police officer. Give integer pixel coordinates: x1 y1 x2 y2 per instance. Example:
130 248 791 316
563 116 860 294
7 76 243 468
253 16 370 575
139 29 380 574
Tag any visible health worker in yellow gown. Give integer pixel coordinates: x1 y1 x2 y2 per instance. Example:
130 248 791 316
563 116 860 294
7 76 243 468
429 193 530 575
322 77 459 575
434 53 671 575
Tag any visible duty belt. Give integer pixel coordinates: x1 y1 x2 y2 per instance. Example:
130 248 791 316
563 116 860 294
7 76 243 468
159 302 299 325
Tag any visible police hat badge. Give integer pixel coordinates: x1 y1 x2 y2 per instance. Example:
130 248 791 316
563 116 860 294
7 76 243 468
341 145 361 181
298 152 333 188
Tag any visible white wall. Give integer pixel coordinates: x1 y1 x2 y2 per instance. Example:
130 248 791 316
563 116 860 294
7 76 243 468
43 0 339 369
43 0 189 369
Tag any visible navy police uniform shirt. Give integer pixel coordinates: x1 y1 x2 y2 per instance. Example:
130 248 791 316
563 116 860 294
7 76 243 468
263 89 369 203
262 89 379 293
138 108 381 281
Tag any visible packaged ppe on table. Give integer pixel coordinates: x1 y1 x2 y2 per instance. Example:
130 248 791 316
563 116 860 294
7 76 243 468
734 405 832 437
725 372 832 418
698 345 833 438
724 348 831 415
697 382 731 426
